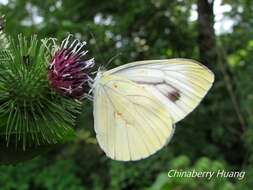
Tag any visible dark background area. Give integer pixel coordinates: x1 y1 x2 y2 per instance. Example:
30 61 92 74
0 0 253 189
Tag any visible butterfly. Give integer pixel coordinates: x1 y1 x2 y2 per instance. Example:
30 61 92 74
91 59 214 161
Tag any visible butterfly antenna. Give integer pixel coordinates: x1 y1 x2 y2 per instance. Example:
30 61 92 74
89 31 104 71
89 31 122 71
104 52 122 70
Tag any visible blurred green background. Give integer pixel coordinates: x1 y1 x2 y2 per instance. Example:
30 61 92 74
0 0 253 189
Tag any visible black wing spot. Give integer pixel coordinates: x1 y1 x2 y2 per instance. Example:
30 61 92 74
168 90 181 102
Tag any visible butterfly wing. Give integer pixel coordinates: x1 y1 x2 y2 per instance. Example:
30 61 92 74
104 59 214 123
93 74 174 161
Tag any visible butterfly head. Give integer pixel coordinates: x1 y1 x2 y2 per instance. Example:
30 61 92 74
46 34 95 99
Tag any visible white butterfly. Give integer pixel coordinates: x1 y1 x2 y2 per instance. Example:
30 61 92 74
91 59 214 161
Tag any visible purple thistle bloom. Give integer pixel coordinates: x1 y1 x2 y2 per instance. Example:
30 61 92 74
47 35 94 99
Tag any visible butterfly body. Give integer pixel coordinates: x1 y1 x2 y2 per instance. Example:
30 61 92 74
92 59 214 161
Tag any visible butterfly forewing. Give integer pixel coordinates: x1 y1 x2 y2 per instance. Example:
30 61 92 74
105 59 214 123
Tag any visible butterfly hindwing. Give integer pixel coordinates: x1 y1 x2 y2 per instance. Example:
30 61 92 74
93 74 174 161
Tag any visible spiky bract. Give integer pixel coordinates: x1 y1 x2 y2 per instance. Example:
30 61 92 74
0 35 82 150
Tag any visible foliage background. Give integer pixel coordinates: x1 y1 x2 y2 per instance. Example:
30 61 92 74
0 0 252 189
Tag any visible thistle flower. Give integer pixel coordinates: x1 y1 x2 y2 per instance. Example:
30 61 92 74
46 35 95 99
0 35 82 150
